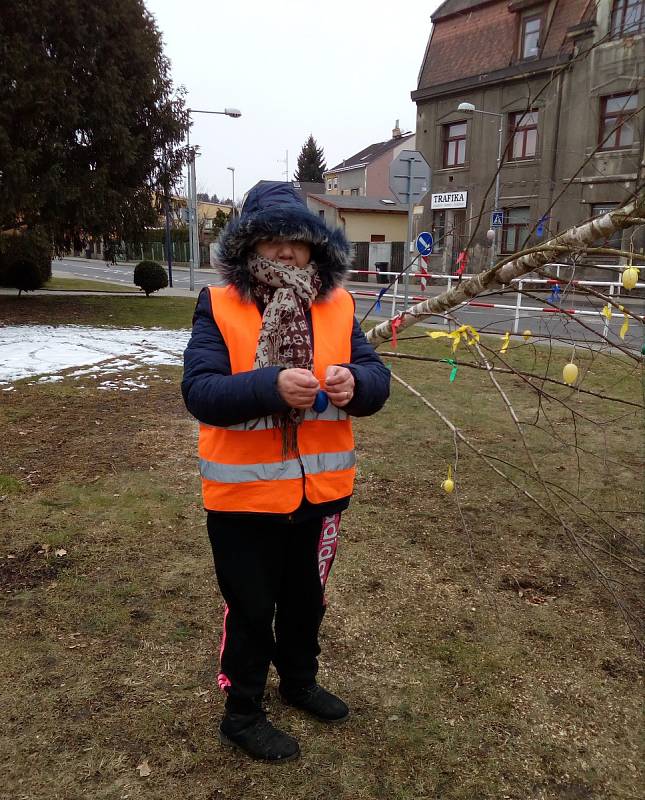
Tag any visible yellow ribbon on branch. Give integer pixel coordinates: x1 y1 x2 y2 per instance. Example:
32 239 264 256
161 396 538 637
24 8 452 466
427 324 480 353
618 305 629 340
601 304 612 321
499 331 511 354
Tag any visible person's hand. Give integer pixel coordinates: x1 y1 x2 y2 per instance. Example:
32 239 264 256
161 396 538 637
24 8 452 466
277 368 320 409
325 365 355 408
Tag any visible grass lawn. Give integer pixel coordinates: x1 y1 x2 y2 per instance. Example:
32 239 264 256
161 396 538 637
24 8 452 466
45 276 136 293
1 298 642 799
0 293 196 329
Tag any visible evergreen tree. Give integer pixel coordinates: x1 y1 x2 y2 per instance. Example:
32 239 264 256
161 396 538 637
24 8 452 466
0 1 189 253
294 135 327 182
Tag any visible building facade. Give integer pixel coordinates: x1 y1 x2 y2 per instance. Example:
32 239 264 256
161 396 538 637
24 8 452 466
412 0 644 275
324 122 415 198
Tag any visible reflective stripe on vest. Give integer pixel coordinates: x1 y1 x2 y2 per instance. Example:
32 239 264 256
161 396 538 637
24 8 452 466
199 449 356 484
199 285 356 513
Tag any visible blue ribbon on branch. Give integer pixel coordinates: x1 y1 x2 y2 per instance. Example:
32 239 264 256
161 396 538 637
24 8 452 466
549 284 562 304
536 214 550 238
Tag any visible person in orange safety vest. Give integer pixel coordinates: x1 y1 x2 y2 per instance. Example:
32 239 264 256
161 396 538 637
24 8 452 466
182 181 390 762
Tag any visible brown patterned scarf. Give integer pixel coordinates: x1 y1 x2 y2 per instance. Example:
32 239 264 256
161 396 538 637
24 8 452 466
248 254 322 457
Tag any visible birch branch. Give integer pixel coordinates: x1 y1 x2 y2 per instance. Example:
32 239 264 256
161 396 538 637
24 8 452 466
366 194 645 346
380 350 644 408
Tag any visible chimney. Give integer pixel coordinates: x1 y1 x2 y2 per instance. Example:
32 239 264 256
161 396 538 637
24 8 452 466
392 119 402 139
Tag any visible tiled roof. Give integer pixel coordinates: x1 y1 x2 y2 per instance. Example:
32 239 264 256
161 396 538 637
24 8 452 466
310 195 407 213
416 0 591 92
327 133 414 172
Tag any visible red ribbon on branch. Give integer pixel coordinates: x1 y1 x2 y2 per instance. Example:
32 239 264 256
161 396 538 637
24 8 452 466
391 315 403 349
455 250 468 276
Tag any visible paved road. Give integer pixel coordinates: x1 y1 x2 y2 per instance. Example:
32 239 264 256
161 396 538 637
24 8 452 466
55 257 208 292
54 258 644 350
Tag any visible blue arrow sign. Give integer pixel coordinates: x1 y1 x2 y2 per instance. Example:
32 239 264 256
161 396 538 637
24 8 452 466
416 232 434 256
491 210 504 228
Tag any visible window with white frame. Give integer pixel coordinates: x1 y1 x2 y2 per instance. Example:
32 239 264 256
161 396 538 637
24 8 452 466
521 13 542 59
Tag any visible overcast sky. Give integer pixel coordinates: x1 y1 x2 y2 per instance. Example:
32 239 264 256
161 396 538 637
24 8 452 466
145 0 441 203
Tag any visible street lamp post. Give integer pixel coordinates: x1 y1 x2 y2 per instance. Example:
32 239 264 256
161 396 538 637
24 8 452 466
457 102 504 266
227 166 236 218
186 107 241 291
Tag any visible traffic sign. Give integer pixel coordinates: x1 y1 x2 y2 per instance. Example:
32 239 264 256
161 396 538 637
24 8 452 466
491 210 504 228
416 232 434 256
389 150 431 205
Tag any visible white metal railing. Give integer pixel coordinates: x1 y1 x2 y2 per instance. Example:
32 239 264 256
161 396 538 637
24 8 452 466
346 267 644 336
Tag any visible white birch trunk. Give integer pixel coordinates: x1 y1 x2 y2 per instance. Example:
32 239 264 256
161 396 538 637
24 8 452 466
365 194 644 346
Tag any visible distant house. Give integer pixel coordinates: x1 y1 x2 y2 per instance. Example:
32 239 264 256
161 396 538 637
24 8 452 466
324 122 415 198
307 194 409 282
307 194 407 242
164 196 233 232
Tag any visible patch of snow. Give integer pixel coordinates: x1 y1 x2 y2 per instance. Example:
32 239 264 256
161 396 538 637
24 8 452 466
0 324 190 391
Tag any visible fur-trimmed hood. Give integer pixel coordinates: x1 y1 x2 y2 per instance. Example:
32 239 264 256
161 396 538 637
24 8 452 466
216 181 350 299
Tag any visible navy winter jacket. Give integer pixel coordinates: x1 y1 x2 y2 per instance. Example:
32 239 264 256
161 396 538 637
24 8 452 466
182 287 390 429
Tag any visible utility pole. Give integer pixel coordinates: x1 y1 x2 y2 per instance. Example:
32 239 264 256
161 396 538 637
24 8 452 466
227 166 236 218
164 196 173 288
189 152 199 291
185 106 241 291
278 150 289 181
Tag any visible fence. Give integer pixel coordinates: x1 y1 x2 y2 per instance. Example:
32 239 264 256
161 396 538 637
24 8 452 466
350 241 406 283
345 266 644 338
118 241 209 265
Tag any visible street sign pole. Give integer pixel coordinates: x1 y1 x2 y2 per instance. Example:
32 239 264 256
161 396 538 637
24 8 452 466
389 150 431 311
404 157 414 309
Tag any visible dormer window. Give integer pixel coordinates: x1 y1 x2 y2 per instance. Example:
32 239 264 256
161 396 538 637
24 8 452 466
521 13 542 59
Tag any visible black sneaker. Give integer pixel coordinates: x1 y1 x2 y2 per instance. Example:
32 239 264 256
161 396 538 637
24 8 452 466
279 684 350 723
219 712 300 762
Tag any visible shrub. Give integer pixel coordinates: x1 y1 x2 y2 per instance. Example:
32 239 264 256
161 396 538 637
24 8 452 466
7 259 43 294
0 229 52 292
133 260 168 297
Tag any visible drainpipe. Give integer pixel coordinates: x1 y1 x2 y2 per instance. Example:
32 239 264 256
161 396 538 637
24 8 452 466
546 68 564 219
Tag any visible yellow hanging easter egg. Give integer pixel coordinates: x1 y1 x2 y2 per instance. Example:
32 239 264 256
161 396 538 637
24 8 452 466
442 478 455 494
562 362 578 385
522 329 532 341
621 267 638 291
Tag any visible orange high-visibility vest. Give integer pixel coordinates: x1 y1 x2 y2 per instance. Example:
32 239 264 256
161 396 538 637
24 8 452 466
198 285 356 513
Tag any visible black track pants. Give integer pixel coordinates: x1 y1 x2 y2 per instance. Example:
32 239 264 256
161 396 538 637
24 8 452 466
206 512 340 715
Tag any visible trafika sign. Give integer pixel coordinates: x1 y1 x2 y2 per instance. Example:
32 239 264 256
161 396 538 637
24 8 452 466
431 191 468 209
